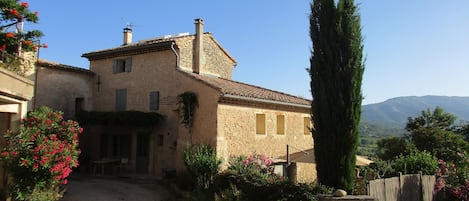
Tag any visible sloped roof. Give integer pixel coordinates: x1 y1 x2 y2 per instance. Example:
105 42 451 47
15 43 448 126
179 70 311 107
37 59 94 75
82 33 236 64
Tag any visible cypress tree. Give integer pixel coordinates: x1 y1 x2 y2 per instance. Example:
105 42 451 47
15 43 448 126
309 0 364 192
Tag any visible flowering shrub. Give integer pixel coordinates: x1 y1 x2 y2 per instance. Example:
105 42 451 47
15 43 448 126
0 0 45 54
435 153 469 201
228 154 282 185
1 106 82 201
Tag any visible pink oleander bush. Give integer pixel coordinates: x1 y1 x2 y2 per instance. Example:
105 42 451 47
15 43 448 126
435 152 469 201
0 106 82 201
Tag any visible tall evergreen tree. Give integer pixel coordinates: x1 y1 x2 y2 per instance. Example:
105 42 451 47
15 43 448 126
309 0 364 192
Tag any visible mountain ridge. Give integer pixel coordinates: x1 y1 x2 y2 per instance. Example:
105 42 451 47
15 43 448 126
360 95 469 136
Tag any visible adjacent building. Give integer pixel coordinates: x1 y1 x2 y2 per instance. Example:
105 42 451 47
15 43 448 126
35 19 316 182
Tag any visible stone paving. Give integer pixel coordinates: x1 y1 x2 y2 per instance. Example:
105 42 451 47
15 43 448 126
61 175 180 201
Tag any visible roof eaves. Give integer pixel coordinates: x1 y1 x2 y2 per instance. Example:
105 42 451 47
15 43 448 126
37 59 94 75
82 41 174 60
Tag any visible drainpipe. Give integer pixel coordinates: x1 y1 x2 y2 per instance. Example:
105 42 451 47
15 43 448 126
170 42 179 68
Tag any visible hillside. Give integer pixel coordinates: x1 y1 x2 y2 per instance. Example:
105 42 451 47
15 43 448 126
360 95 469 136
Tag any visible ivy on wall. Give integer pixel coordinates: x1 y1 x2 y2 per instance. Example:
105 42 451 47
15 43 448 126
178 91 198 130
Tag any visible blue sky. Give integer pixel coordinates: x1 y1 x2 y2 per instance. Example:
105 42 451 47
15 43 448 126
28 1 469 104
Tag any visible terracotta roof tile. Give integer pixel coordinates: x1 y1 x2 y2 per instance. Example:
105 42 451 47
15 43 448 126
180 70 311 107
37 59 94 75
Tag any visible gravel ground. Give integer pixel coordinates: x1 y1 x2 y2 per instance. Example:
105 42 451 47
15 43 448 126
61 175 181 201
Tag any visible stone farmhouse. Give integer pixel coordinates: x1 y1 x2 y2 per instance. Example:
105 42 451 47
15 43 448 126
34 19 316 182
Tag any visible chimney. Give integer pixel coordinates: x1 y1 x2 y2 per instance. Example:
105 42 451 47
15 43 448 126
193 18 204 74
123 27 133 45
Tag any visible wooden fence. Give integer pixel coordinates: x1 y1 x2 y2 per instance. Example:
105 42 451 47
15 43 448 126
368 173 435 201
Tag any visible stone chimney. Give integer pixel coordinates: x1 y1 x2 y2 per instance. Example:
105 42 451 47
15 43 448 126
123 27 133 45
193 18 204 74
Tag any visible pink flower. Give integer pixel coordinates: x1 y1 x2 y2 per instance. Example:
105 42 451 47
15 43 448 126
78 127 83 134
34 11 38 16
63 179 68 185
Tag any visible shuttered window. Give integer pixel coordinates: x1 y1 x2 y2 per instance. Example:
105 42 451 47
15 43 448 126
304 117 311 135
112 57 132 73
256 114 266 135
115 89 127 111
149 91 159 111
277 115 285 135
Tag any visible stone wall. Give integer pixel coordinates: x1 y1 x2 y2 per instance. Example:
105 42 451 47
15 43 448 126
35 66 94 119
216 104 316 182
175 34 235 79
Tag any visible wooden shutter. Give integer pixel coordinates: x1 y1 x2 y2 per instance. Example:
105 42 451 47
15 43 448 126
149 91 159 110
115 89 127 111
125 58 132 72
112 60 118 73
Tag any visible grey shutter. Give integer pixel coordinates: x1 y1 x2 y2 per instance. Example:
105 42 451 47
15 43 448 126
125 58 132 72
115 89 127 111
150 91 159 110
112 60 118 74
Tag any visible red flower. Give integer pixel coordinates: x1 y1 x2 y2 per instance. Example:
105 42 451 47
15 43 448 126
34 11 38 16
45 119 52 125
1 152 9 157
9 9 19 16
78 127 83 134
23 40 33 46
20 2 29 8
5 32 15 38
0 44 6 51
63 179 68 185
42 43 48 48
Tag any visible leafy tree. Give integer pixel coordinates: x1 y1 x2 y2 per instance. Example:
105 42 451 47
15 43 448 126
406 107 469 162
376 137 415 161
0 0 45 55
405 106 456 132
309 0 365 192
391 151 438 175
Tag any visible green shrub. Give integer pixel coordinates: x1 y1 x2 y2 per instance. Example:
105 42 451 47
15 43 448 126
391 151 438 175
183 144 222 189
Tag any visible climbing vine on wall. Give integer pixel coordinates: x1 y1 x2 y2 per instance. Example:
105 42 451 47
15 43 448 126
178 91 198 130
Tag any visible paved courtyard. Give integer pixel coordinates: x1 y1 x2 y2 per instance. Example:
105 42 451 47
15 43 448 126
61 175 180 201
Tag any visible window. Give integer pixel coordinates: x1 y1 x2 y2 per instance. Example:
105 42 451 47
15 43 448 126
75 97 84 115
256 114 266 135
149 91 159 111
115 89 127 111
113 58 132 73
276 115 285 135
304 117 311 135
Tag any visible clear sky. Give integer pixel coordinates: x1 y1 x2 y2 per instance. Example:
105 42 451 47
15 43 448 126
27 1 469 105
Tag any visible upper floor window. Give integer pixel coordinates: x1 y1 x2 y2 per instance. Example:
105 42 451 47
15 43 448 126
149 91 160 111
304 117 311 135
115 89 127 111
256 114 266 135
276 114 285 135
113 58 132 73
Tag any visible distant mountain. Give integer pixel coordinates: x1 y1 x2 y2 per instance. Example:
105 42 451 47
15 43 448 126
360 96 469 136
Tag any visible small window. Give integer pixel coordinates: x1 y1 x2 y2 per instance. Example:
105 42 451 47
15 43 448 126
277 115 285 135
115 89 127 111
149 91 160 111
113 58 132 73
256 114 266 135
75 97 84 115
304 117 311 135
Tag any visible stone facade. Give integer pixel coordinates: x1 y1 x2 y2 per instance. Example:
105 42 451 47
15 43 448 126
35 60 94 119
32 19 318 182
